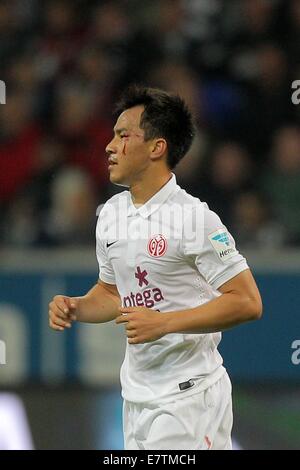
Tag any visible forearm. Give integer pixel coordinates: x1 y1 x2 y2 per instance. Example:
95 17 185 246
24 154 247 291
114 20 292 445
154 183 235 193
75 283 121 323
164 292 261 335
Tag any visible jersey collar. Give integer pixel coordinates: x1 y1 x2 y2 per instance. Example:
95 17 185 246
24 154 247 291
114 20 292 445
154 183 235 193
127 173 178 218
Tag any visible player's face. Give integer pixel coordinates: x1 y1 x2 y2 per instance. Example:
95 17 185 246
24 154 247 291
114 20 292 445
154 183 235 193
105 105 153 186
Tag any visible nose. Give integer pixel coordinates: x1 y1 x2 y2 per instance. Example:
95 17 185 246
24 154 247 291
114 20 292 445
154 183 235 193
105 137 116 156
105 143 113 156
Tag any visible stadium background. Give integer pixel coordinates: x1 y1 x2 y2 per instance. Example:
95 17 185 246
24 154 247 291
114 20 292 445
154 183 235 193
0 0 299 449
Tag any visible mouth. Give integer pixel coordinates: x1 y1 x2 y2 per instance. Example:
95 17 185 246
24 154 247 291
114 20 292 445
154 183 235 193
108 158 118 170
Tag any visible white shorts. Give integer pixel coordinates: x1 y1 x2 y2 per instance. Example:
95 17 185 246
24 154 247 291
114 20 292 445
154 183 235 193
123 372 233 450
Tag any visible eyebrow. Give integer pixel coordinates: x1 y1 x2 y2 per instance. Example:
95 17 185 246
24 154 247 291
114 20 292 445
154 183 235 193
113 127 128 135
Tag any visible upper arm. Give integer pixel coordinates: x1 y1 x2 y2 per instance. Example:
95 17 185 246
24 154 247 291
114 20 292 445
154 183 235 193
218 269 261 300
97 280 120 299
218 269 263 320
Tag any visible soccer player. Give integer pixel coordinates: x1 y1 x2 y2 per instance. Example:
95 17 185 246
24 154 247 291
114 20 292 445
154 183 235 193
49 86 262 450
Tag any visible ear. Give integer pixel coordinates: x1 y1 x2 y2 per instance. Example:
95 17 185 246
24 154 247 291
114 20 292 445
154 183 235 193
150 138 167 161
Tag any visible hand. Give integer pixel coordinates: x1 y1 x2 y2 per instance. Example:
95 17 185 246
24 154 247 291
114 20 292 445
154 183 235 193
49 295 78 331
115 306 167 344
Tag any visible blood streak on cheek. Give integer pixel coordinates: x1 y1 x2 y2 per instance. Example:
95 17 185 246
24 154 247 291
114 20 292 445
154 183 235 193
122 137 129 156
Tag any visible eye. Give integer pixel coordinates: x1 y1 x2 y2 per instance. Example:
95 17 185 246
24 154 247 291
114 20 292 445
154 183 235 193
120 134 129 139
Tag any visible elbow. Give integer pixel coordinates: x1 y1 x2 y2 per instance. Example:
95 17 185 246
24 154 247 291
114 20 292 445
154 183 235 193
245 296 263 321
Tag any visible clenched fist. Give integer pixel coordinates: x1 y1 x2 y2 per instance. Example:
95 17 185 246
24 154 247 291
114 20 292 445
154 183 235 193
49 295 79 331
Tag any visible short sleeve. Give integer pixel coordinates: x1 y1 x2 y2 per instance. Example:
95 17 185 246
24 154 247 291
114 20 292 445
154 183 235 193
182 205 249 290
96 214 116 285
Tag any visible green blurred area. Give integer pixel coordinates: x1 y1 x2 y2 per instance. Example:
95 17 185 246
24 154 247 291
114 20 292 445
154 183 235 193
234 384 300 450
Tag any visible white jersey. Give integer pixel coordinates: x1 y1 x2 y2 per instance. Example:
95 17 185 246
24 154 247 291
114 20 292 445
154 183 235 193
96 174 248 404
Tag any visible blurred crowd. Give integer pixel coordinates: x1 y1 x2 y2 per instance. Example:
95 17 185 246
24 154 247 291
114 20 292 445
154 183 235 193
0 0 299 248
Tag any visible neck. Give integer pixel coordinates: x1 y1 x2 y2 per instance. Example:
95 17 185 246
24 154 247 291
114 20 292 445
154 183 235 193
130 170 172 206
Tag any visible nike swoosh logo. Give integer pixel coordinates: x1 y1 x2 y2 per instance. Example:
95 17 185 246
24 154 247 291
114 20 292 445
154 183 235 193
106 240 118 248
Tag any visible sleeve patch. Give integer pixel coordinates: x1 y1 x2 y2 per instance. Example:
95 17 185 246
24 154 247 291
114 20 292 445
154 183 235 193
208 229 237 262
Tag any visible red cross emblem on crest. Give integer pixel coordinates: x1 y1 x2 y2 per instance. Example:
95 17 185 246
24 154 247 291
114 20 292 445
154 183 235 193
147 234 167 258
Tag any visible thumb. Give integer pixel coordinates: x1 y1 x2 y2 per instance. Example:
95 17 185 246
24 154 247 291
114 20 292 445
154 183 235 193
65 297 78 310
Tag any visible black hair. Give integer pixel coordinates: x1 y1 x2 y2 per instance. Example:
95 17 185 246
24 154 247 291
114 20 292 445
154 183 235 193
115 85 195 169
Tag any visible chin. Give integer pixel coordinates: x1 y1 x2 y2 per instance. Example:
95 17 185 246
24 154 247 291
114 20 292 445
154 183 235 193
109 173 129 187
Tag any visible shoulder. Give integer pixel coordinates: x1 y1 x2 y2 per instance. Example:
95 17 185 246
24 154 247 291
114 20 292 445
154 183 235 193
172 187 220 226
171 185 200 207
99 190 129 212
96 190 129 238
97 190 129 220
